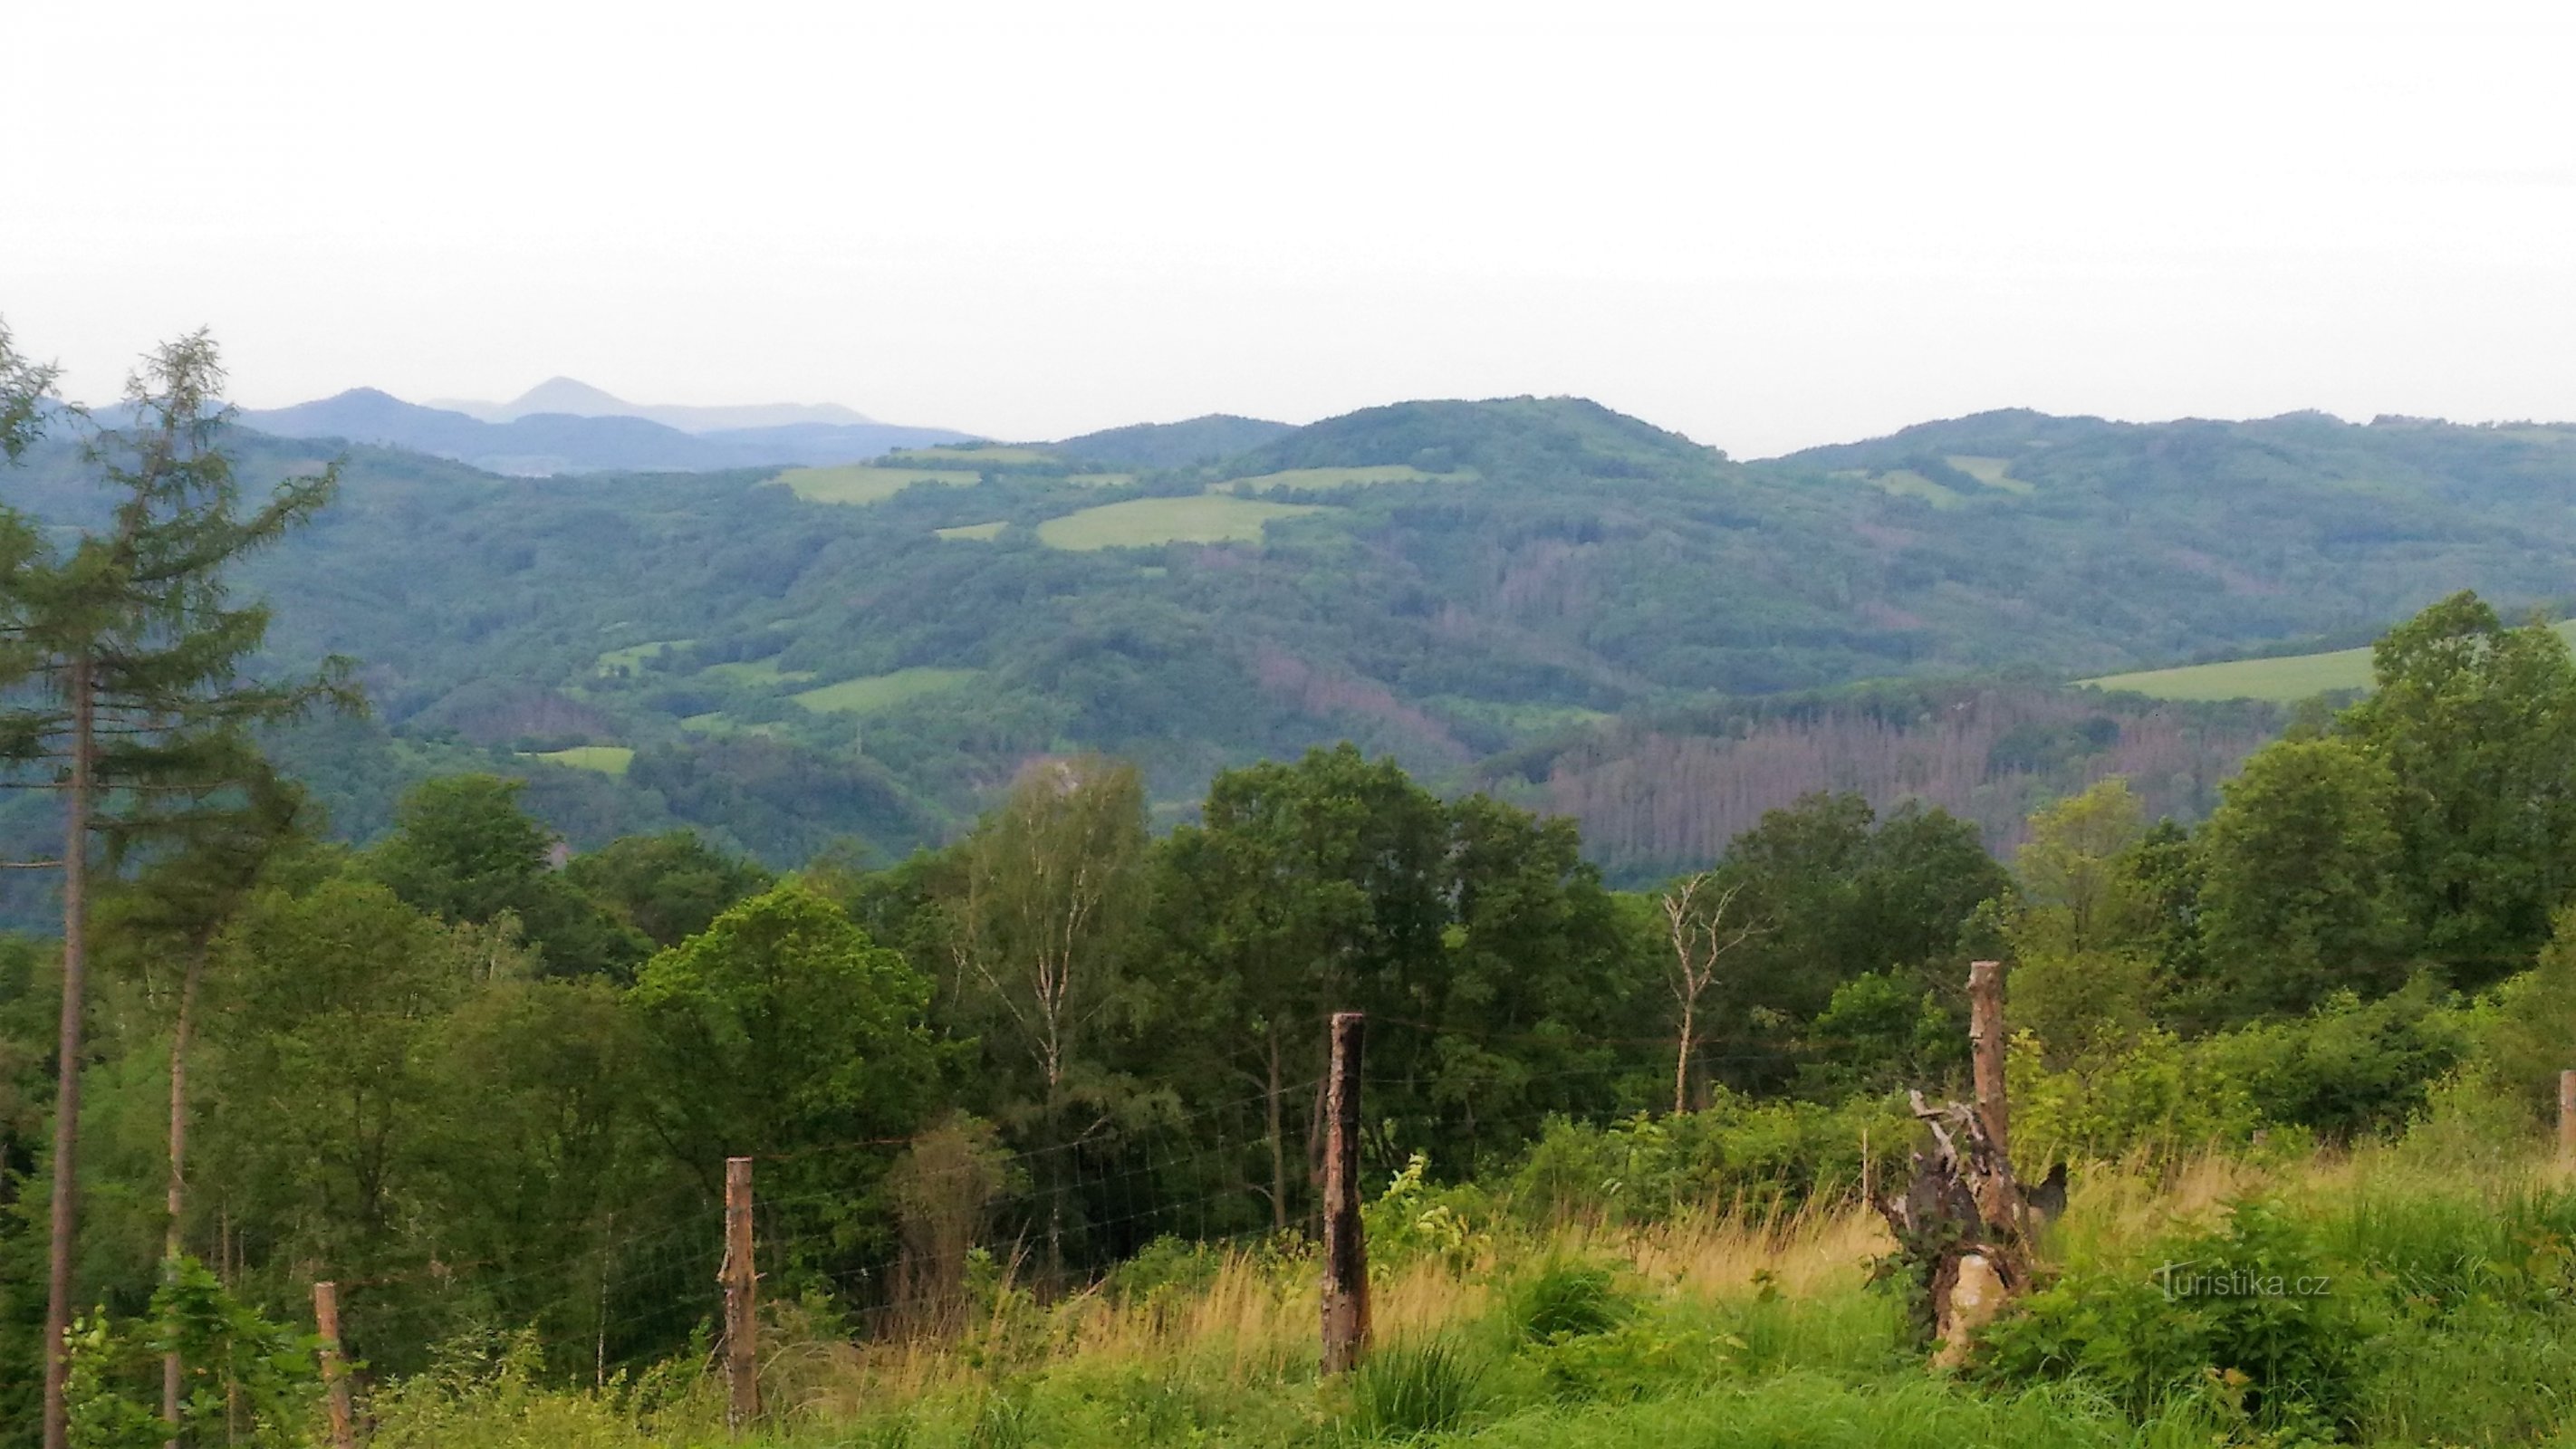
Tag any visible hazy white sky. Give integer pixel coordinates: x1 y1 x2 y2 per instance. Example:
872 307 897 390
8 0 2575 456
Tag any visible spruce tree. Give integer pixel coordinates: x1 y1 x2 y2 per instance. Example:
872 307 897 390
0 330 350 1449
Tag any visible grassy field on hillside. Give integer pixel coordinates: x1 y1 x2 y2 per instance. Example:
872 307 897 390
357 1127 2576 1449
791 667 979 714
677 712 780 737
776 465 982 505
700 657 818 686
525 744 634 775
1038 494 1328 549
2088 618 2576 701
595 640 688 675
1946 456 2035 494
934 521 1007 542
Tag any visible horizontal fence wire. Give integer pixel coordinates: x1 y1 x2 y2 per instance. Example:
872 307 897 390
316 1019 1888 1391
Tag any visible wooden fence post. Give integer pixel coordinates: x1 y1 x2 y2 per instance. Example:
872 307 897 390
312 1281 355 1449
2558 1070 2575 1161
1966 960 2009 1169
1320 1011 1370 1376
721 1156 759 1434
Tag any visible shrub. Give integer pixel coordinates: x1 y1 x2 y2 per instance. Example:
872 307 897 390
1505 1093 1908 1225
1976 1196 2377 1436
2005 1029 2260 1166
2198 978 2467 1141
1366 1152 1494 1271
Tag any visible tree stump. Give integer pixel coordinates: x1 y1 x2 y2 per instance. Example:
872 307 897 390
1877 1090 2035 1368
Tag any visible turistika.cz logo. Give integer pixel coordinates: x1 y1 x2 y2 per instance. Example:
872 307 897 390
2154 1260 2331 1302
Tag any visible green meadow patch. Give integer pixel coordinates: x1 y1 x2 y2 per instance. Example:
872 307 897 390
524 744 634 775
775 465 981 505
1067 472 1136 487
699 657 817 686
935 521 1008 542
594 639 689 675
1946 456 2034 494
1219 464 1475 494
678 712 780 738
2086 618 2576 701
790 667 980 715
1037 494 1329 550
1866 469 1965 508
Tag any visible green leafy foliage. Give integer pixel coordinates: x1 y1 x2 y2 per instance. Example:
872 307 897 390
63 1257 316 1449
1977 1197 2376 1437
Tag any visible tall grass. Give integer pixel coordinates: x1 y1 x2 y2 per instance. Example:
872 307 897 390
356 1132 2576 1448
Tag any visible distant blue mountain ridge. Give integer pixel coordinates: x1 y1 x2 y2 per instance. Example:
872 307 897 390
238 383 973 475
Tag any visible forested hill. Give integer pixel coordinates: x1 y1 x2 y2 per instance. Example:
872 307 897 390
11 396 2576 885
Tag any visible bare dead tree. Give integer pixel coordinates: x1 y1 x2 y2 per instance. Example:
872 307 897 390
1659 871 1761 1114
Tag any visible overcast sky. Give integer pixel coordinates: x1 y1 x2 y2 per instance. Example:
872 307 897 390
8 0 2574 457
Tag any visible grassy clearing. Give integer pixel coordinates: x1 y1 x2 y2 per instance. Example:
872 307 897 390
595 640 688 675
699 657 817 686
524 745 635 776
886 445 1056 466
1218 465 1475 494
678 712 778 738
1068 472 1137 487
934 521 1007 542
790 667 979 715
1037 494 1329 550
2088 618 2576 701
776 465 982 505
360 1139 2576 1448
1868 469 1965 508
1946 455 2035 494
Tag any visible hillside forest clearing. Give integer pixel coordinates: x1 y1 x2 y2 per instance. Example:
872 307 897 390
788 666 981 714
1033 493 1330 549
774 464 982 504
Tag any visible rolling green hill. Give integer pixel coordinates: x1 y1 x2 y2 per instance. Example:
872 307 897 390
14 396 2576 887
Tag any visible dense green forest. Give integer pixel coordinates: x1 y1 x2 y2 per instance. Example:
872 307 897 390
18 331 2576 1444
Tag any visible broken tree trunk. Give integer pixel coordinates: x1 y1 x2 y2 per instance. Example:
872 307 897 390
1879 1092 2034 1367
1876 960 2034 1368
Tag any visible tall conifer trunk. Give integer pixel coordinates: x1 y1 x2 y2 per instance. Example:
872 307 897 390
42 654 92 1449
162 941 207 1444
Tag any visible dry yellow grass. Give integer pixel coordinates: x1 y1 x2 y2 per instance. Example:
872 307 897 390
766 1201 1896 1422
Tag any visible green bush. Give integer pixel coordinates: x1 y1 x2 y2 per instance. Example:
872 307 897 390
1977 1196 2377 1436
2198 978 2467 1141
1506 1093 1908 1225
2005 1029 2262 1166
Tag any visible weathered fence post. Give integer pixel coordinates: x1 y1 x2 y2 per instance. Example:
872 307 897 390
312 1281 355 1449
721 1156 759 1433
1321 1011 1370 1375
2559 1070 2575 1161
1967 959 2009 1169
